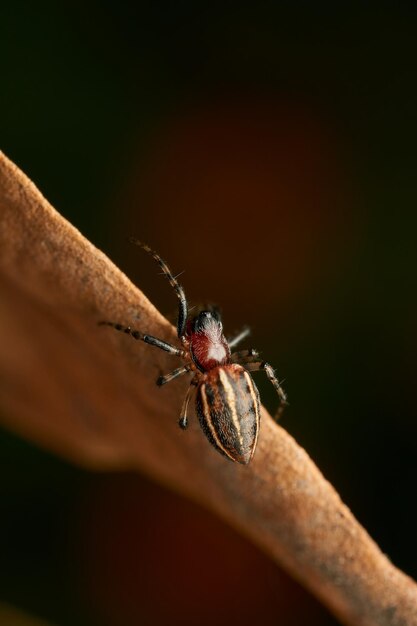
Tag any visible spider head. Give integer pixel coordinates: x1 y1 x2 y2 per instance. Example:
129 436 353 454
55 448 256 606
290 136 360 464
192 309 222 333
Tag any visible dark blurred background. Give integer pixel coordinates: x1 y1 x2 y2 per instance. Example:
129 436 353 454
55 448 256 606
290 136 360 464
1 3 417 625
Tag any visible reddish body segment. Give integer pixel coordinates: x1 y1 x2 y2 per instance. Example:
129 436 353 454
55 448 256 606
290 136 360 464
100 241 287 464
188 315 230 371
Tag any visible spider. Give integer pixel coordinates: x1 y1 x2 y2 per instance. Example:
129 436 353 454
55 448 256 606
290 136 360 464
100 240 287 464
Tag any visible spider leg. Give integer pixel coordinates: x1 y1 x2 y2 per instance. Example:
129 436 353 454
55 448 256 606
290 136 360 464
178 382 196 430
99 321 184 356
245 361 288 421
227 326 251 349
157 365 191 386
129 239 188 341
231 348 259 363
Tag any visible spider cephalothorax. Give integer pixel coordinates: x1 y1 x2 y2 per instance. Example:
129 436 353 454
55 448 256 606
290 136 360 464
100 240 287 464
188 310 231 372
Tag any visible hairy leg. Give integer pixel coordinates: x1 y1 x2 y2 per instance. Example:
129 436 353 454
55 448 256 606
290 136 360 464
157 365 191 386
99 321 184 356
245 360 288 420
129 239 188 340
227 326 251 350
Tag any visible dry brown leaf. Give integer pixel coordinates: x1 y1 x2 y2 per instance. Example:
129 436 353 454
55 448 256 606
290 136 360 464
0 151 416 626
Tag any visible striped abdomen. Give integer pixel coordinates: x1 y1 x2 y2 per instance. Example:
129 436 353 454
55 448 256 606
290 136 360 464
196 364 260 464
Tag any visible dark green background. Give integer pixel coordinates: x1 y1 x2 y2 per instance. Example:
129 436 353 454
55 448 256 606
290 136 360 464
1 3 416 625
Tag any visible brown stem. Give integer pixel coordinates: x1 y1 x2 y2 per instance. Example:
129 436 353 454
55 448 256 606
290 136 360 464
0 151 416 626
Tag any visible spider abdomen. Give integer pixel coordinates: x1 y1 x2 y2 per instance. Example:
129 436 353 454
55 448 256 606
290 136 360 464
196 364 260 464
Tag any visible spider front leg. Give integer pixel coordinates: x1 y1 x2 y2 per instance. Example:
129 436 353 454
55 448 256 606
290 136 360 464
245 360 288 421
99 321 184 356
129 239 188 341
